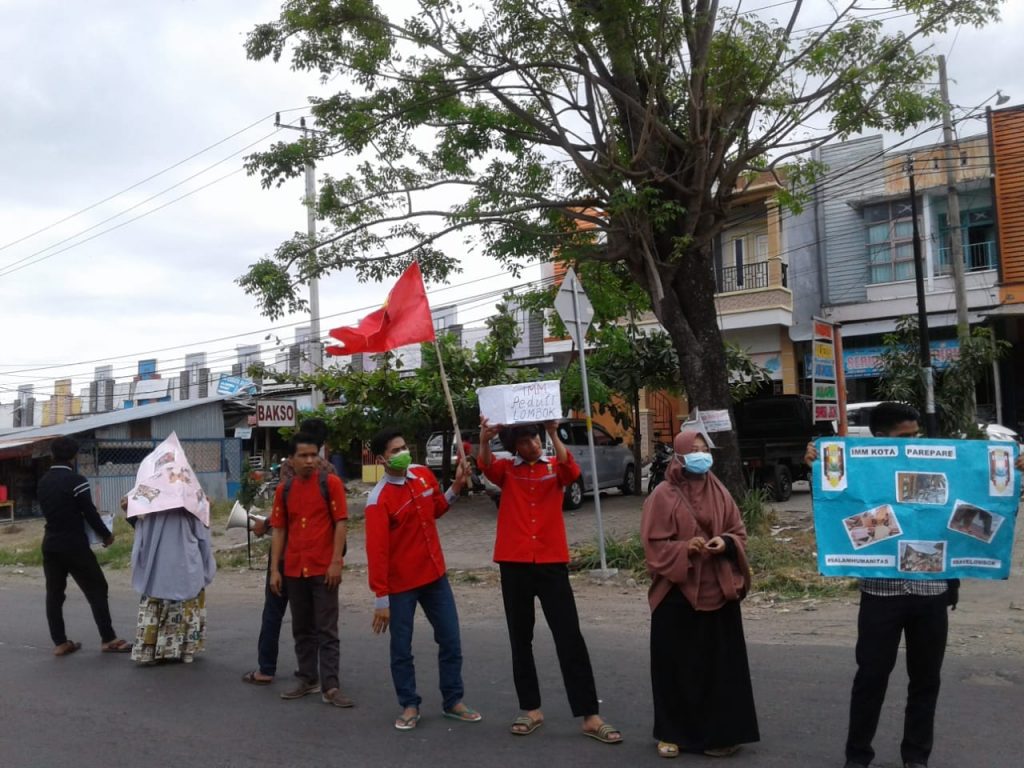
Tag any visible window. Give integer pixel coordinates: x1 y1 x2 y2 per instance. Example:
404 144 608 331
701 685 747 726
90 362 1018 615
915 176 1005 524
592 425 612 446
937 207 996 272
864 202 916 284
755 234 769 262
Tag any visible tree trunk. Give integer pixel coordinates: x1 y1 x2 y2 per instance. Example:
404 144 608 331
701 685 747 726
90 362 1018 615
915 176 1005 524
652 246 746 501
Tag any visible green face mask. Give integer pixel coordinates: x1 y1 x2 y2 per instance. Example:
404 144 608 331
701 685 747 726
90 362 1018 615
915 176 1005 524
387 449 412 472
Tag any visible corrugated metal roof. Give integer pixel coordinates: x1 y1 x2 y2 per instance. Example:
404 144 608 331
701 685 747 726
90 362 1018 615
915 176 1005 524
0 396 228 444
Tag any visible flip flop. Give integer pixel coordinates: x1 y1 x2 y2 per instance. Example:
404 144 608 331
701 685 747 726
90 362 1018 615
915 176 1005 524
241 670 273 686
54 641 82 657
510 714 543 735
101 639 132 653
394 712 421 731
443 706 482 723
657 741 680 758
582 723 623 744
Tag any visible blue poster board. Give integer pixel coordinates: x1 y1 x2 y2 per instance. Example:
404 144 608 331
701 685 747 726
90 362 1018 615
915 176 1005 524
812 437 1019 580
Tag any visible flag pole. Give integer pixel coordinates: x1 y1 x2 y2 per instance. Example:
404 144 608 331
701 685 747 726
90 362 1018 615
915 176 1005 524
413 254 465 471
432 337 468 470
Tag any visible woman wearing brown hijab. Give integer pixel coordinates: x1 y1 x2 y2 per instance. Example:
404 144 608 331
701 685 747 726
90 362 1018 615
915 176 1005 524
641 430 759 758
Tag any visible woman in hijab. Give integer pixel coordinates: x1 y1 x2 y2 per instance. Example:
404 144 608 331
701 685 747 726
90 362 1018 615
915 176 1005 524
126 434 217 665
640 429 759 759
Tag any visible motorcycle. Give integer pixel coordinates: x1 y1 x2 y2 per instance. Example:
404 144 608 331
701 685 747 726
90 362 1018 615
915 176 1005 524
647 441 674 494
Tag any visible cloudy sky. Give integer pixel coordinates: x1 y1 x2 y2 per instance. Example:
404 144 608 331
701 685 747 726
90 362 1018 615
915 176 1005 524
1 0 1021 402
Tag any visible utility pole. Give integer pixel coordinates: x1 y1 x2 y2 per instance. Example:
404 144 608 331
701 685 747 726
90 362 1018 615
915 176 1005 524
907 156 940 437
938 55 973 425
275 114 323 408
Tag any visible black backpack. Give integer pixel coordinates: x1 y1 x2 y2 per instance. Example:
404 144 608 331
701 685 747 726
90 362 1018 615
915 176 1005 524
281 470 347 556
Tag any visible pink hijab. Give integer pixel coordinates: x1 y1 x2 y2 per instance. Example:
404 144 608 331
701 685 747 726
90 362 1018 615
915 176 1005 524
640 430 751 612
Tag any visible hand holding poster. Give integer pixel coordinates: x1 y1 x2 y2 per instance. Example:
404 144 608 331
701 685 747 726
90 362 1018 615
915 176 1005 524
477 381 562 425
812 437 1019 580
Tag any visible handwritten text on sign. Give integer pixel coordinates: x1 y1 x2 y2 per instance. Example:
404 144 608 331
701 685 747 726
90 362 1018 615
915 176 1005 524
477 381 562 425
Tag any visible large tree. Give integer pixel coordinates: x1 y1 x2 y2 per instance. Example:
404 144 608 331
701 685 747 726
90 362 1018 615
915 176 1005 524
239 0 999 494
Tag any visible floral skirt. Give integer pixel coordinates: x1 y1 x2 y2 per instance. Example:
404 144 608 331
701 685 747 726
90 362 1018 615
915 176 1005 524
131 589 206 665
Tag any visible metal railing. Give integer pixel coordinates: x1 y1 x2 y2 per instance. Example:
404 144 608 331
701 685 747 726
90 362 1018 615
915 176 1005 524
716 261 788 293
936 240 997 273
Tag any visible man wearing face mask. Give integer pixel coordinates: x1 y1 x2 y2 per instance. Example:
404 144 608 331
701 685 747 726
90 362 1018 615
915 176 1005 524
364 427 482 730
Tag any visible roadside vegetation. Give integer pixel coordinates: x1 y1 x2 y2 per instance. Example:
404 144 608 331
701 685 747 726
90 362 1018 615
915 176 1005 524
571 490 856 601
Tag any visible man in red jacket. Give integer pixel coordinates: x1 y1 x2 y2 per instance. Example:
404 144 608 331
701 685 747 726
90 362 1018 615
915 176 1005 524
365 427 482 730
479 418 622 745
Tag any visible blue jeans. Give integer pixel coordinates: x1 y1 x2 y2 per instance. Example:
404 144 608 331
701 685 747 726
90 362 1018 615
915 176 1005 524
257 559 288 676
389 575 464 710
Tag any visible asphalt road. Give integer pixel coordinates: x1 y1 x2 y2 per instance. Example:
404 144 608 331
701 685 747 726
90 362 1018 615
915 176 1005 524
1 575 1021 768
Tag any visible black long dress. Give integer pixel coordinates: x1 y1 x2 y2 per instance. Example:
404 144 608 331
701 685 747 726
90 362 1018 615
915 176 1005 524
650 588 760 751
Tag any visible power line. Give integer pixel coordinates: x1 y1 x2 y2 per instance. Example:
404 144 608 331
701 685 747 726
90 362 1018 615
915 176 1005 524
0 106 311 257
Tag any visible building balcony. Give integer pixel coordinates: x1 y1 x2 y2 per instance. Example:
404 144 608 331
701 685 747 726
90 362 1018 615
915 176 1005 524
715 260 788 293
936 240 997 274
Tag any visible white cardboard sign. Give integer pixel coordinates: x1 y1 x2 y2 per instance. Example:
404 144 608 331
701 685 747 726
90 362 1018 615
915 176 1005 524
478 381 563 425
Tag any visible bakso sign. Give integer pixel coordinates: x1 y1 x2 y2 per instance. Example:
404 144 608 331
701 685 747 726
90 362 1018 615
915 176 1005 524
256 400 297 427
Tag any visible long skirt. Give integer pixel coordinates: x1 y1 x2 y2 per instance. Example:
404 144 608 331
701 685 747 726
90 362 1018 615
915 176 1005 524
651 588 760 750
131 589 206 665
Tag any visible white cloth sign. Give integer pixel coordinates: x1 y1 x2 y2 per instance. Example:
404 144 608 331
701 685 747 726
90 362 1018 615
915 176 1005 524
125 432 210 526
478 381 563 425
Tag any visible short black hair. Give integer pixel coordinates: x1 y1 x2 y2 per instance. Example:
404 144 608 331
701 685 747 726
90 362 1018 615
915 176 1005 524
499 423 542 454
870 402 920 436
289 431 320 456
298 418 328 448
51 436 80 463
370 427 404 457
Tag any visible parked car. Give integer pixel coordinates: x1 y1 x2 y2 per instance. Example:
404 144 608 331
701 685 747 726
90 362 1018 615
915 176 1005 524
553 419 636 509
425 429 487 473
842 401 1021 442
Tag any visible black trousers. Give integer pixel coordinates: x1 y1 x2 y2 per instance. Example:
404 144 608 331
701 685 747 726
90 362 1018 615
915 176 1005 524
846 592 948 766
286 575 340 691
43 548 116 646
498 562 599 716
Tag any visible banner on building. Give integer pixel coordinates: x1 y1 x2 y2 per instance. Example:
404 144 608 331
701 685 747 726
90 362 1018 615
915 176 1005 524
812 437 1019 580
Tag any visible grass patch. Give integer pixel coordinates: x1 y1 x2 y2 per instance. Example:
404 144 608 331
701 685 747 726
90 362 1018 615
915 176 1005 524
747 530 857 600
571 532 649 579
0 500 240 570
570 524 857 601
739 488 777 535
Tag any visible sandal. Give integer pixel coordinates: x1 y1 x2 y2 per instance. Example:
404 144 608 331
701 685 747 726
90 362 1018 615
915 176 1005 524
394 711 421 731
443 705 482 723
101 639 131 653
510 714 543 735
658 741 680 758
582 723 623 744
54 641 82 657
241 670 273 686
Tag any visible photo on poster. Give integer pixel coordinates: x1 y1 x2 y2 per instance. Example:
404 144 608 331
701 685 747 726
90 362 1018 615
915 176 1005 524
820 441 847 492
842 504 903 549
948 500 1004 544
895 472 948 505
898 540 946 573
987 445 1015 497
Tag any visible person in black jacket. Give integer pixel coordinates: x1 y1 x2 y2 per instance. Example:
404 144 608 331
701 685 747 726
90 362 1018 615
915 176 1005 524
39 436 130 656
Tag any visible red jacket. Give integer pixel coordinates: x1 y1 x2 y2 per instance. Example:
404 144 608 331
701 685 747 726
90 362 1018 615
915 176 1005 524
364 465 454 601
483 452 580 563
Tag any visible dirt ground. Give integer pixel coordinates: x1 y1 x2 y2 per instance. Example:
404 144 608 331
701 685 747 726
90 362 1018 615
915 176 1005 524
3 485 1023 658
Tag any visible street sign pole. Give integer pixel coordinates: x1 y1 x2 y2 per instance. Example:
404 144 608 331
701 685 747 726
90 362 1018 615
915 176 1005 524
561 270 614 577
